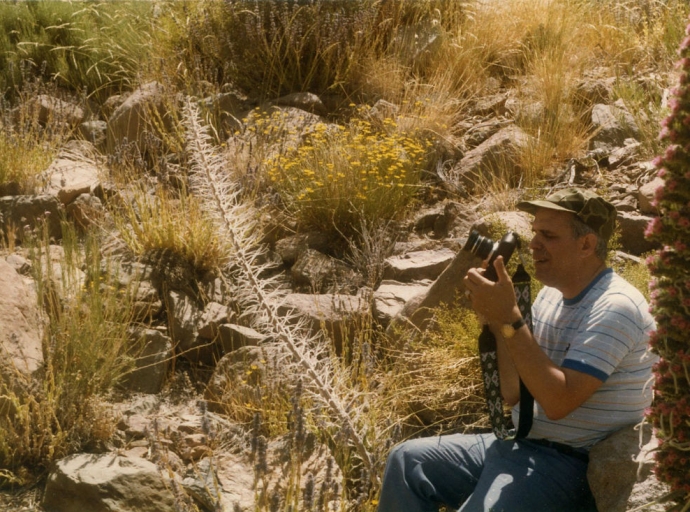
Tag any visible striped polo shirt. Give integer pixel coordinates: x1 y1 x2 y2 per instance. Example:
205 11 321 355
511 268 657 449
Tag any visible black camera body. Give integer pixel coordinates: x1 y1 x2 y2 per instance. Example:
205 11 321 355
462 231 520 282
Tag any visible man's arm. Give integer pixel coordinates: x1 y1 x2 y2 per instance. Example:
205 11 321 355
464 257 603 420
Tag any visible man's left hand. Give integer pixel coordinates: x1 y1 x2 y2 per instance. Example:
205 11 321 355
463 256 520 327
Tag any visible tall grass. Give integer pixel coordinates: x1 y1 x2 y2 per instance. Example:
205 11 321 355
0 223 136 486
0 1 155 103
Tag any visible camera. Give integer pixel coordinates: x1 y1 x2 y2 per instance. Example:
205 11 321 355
462 231 520 282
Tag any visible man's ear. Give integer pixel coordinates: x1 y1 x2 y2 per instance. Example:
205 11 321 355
580 233 598 256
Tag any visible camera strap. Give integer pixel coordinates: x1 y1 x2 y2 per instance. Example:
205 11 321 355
478 262 534 440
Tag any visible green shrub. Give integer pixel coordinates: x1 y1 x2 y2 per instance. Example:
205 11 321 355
264 113 432 241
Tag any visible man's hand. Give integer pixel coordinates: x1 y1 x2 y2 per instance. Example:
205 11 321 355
463 256 521 327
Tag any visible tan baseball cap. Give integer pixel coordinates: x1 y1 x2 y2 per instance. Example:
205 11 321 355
516 188 617 241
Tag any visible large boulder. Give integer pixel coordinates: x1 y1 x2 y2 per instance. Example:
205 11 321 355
590 100 641 150
450 126 532 193
42 453 178 512
0 259 44 376
587 423 657 512
106 81 172 154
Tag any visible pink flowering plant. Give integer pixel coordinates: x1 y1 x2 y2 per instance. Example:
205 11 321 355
645 17 690 506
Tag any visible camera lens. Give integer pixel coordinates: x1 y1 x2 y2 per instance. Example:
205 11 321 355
463 231 496 260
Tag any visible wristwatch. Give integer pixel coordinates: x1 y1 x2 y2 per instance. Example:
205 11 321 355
501 317 526 339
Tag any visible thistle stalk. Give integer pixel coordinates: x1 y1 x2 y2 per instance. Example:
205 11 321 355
181 99 375 479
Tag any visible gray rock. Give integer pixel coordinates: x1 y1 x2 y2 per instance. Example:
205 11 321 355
30 94 85 127
218 324 266 353
198 302 233 340
123 328 173 394
79 120 108 148
373 280 431 327
450 126 532 193
42 140 102 205
383 248 455 282
273 91 327 116
65 193 103 230
107 81 171 153
587 423 657 512
0 195 63 241
617 211 658 255
0 259 44 376
166 290 202 359
638 176 664 215
572 78 615 113
277 293 369 353
275 231 332 266
291 248 363 294
42 453 177 512
590 100 641 150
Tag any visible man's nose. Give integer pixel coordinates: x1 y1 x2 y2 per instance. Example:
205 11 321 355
529 236 540 250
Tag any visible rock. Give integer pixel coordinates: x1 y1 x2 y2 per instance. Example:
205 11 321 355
30 94 84 127
572 78 615 113
383 248 455 282
65 193 103 230
470 211 533 240
273 92 327 116
388 249 479 337
639 176 664 215
197 302 233 340
122 328 173 394
608 141 641 169
0 195 63 241
42 140 102 205
166 290 202 360
0 259 44 376
42 453 178 512
275 232 332 266
291 249 363 294
413 202 462 239
276 293 369 353
450 126 532 193
218 324 266 353
181 458 222 510
587 423 657 512
373 280 431 327
617 211 659 255
106 81 171 153
462 119 512 149
590 100 641 150
199 91 253 133
79 120 108 148
5 253 31 275
470 92 510 117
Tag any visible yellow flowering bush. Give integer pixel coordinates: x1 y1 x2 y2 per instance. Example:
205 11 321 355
265 117 431 240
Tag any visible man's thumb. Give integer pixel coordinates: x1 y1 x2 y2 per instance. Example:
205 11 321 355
494 256 510 282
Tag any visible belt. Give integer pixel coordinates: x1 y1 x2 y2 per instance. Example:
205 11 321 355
523 438 589 463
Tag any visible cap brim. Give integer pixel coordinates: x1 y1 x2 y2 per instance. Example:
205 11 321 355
516 199 577 215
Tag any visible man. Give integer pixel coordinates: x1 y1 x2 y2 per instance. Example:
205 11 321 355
376 188 656 512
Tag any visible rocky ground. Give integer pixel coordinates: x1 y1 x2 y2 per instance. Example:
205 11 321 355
0 67 675 511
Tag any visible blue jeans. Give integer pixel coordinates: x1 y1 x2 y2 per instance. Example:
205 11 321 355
376 433 596 512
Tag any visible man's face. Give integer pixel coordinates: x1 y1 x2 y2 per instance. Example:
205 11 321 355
528 208 583 290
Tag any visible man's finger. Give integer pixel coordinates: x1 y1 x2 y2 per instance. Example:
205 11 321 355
493 256 511 283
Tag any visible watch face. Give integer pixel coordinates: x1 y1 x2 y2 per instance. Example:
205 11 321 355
502 325 515 338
